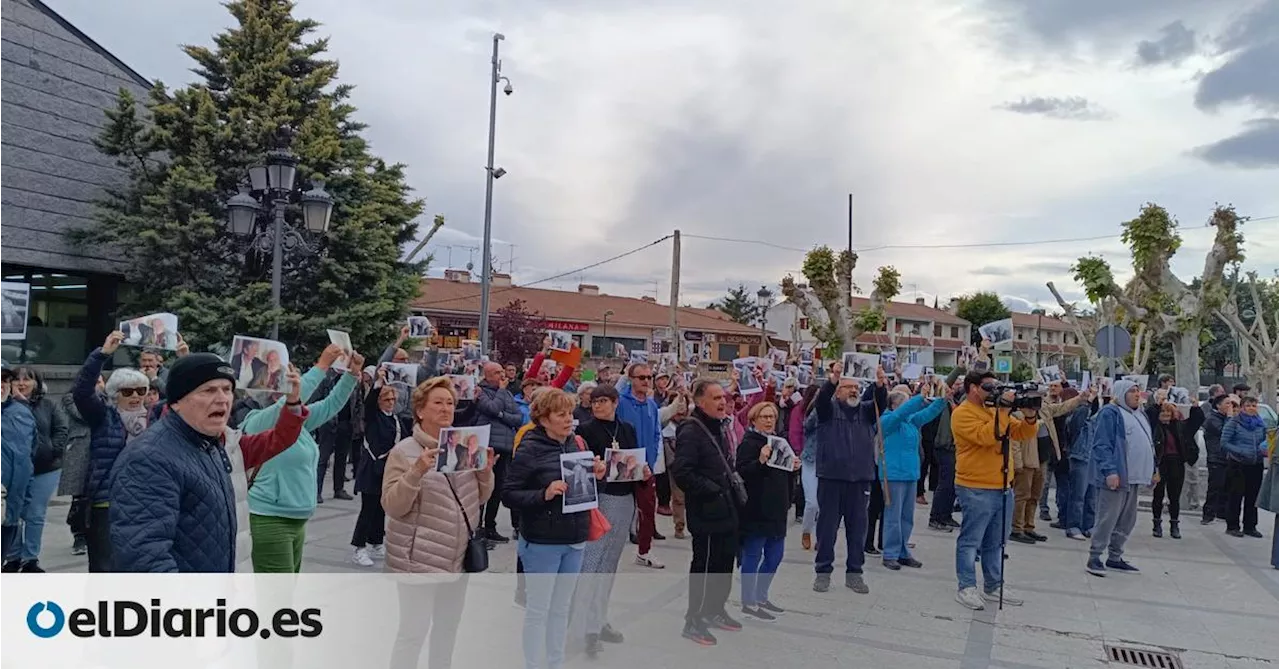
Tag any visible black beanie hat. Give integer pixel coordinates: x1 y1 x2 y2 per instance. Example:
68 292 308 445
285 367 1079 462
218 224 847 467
166 353 237 404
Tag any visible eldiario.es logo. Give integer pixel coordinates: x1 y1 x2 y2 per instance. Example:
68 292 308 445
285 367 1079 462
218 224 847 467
26 599 322 639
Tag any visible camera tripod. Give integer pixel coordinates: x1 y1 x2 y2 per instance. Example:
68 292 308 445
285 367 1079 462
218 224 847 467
992 406 1012 610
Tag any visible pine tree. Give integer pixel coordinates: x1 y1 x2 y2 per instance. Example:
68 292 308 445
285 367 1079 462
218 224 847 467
77 0 426 359
710 284 762 325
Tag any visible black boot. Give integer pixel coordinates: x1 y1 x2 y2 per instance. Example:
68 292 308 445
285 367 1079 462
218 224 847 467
1169 520 1181 539
1152 518 1163 538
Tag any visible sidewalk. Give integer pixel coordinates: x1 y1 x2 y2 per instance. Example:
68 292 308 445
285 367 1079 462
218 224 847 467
31 493 1279 668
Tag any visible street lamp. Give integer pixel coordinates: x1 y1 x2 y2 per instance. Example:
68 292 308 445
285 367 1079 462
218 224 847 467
478 32 513 355
757 287 773 352
602 308 614 340
225 130 335 340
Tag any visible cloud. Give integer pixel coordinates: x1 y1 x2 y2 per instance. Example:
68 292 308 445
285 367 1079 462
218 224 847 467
972 266 1014 276
40 0 1280 314
997 96 1113 120
1194 0 1279 112
1136 21 1197 66
1190 118 1280 167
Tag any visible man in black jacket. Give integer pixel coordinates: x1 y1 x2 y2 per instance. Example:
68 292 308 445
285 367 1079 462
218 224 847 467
671 379 741 647
1200 393 1235 525
313 368 361 502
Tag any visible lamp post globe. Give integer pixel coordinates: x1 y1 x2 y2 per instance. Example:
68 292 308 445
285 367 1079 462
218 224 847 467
227 187 260 236
300 180 335 233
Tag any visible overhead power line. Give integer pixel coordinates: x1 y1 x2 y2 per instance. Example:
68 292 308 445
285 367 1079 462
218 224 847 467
414 234 673 308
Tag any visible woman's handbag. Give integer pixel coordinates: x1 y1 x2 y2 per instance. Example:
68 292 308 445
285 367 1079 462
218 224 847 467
444 475 489 573
573 436 612 541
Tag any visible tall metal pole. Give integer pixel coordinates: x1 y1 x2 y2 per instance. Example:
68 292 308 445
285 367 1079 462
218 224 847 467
271 199 285 341
847 193 853 254
669 230 681 365
478 32 505 355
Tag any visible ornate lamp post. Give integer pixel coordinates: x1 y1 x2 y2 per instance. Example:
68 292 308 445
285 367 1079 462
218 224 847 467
757 287 773 353
226 133 335 340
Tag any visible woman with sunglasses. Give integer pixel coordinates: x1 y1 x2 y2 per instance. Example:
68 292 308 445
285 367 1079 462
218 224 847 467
71 331 152 571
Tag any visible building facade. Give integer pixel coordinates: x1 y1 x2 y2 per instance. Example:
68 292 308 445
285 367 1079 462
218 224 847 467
412 272 770 364
765 296 973 368
1 0 150 372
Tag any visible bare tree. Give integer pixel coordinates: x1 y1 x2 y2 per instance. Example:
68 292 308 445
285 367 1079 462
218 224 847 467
1214 271 1278 408
780 246 901 355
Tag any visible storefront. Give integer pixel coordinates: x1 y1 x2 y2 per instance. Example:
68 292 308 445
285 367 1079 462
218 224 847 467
0 265 122 368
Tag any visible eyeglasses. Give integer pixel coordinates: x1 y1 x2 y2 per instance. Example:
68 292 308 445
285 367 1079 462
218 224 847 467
118 387 148 397
631 375 653 381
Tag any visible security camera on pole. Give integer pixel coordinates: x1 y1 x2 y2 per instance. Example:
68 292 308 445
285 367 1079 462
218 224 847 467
479 32 513 356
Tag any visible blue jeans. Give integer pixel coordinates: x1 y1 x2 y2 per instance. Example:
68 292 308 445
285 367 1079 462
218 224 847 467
518 539 584 669
882 480 917 561
954 486 1013 592
739 534 785 606
4 470 61 562
1062 458 1096 534
800 461 819 533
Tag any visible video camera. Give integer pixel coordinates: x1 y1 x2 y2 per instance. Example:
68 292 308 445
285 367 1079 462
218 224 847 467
982 381 1044 412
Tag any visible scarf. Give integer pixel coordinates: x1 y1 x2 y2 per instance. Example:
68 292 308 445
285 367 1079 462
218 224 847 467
119 407 149 443
1240 413 1265 432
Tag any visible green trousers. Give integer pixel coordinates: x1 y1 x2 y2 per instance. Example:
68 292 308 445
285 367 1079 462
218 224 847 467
250 514 307 573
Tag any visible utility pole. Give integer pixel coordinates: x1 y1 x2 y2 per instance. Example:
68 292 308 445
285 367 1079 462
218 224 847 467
670 229 682 365
478 32 506 354
844 194 855 258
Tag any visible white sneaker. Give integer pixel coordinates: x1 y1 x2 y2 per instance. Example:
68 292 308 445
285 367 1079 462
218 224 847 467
369 544 386 560
982 587 1023 606
351 546 374 567
956 587 985 610
635 553 665 569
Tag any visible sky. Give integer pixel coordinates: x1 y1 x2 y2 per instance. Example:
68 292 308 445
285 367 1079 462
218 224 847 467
48 0 1280 314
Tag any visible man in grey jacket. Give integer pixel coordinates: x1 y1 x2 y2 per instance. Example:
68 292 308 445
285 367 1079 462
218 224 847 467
475 362 524 542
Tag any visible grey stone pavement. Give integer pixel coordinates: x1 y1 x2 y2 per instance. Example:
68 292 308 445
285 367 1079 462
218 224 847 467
34 487 1280 669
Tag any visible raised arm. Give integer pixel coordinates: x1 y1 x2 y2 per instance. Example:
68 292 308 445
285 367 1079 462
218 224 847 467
72 347 111 428
239 404 309 472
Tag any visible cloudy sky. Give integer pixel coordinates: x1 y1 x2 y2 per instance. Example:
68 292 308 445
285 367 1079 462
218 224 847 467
52 0 1279 312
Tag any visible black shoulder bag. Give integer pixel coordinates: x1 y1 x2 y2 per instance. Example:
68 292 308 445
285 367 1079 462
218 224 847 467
686 418 748 508
444 474 489 573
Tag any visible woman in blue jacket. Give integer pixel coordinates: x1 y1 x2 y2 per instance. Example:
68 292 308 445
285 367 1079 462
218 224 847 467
1221 396 1268 538
2 364 35 559
878 380 945 571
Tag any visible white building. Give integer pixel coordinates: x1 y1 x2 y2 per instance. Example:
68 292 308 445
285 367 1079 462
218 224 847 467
765 297 973 368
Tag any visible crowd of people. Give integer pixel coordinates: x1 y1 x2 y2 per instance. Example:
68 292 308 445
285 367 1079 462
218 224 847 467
1 327 1277 668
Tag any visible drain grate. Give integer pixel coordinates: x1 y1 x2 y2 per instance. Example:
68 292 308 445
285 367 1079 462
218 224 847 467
1104 643 1183 669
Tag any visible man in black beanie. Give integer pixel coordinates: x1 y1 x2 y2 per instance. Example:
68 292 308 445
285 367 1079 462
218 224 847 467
109 353 307 572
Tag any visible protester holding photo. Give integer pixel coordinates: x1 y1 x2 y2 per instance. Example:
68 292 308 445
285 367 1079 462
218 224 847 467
378 325 443 421
735 401 798 621
614 362 666 569
0 367 66 573
502 388 605 669
382 376 495 668
573 383 646 657
475 361 525 545
71 331 150 572
348 385 410 568
878 381 946 572
1146 394 1204 539
242 344 362 572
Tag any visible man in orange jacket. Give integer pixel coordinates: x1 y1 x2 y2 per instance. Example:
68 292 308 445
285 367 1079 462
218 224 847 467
950 370 1039 611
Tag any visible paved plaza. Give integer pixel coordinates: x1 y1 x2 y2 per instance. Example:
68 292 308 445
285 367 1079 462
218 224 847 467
35 488 1279 669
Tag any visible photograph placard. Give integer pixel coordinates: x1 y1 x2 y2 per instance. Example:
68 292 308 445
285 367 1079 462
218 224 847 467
768 348 787 370
0 281 30 341
733 357 762 395
461 339 482 361
548 330 574 353
979 318 1014 351
604 447 646 482
628 350 649 365
560 450 599 513
902 363 923 380
230 335 290 394
327 329 353 371
1038 365 1063 383
449 374 477 401
765 436 796 471
613 342 626 359
120 312 180 350
437 425 490 473
381 362 419 387
407 316 432 338
841 352 879 381
880 350 897 373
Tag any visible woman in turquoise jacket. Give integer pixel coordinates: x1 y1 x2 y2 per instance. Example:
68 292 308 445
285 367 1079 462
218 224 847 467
878 381 946 571
241 344 362 572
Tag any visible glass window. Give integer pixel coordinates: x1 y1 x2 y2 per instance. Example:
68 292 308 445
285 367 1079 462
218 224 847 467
950 326 959 338
1 268 92 365
720 343 741 361
933 324 943 337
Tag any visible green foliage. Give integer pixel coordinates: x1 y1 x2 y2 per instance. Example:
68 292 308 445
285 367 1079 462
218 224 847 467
710 284 766 325
873 265 902 299
954 292 1012 340
852 309 886 335
1071 256 1117 303
1010 362 1034 383
490 299 544 366
1121 203 1181 287
76 0 426 361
